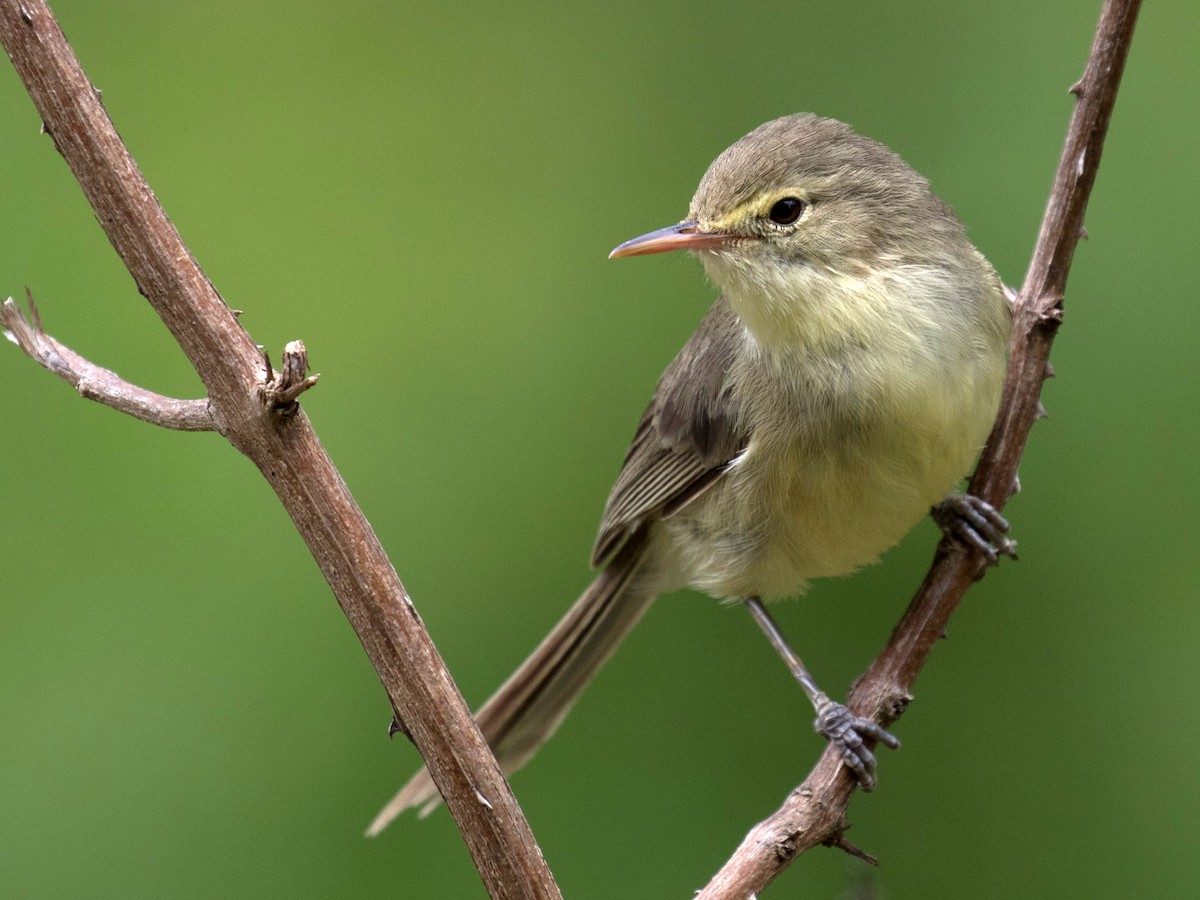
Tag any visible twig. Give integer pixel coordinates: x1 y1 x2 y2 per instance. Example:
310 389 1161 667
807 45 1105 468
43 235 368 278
260 340 320 415
0 4 561 899
3 290 215 431
694 0 1142 896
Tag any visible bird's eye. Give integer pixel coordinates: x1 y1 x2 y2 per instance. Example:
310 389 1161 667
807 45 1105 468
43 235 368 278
767 197 806 225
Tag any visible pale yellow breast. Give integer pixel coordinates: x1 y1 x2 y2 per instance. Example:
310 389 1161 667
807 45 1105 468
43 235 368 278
662 267 1007 600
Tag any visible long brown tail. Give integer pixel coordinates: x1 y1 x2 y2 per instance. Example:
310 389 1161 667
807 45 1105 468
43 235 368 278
366 534 656 835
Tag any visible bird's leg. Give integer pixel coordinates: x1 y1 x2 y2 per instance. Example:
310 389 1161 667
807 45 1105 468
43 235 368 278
932 492 1017 565
743 597 899 791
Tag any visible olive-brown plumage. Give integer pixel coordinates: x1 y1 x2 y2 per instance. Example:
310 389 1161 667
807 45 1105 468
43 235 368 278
368 114 1011 832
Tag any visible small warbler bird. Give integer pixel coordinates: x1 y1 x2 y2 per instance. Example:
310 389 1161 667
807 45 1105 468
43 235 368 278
368 113 1013 832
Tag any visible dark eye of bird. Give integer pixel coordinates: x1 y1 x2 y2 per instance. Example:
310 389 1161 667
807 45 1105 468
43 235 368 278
768 197 805 225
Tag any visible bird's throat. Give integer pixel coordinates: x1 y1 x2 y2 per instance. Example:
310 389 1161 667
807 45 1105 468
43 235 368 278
709 254 892 356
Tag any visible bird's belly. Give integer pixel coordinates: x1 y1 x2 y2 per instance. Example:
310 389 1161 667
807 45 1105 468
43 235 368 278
664 394 990 601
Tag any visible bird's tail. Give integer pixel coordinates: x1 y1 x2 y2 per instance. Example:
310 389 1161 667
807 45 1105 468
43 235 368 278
366 534 656 835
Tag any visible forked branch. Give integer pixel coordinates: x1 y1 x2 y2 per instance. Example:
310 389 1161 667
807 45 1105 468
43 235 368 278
0 4 560 899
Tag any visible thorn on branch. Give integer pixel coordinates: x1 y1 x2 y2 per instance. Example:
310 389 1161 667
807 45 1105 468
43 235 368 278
825 831 879 867
886 691 913 722
1036 296 1065 326
388 714 413 742
260 340 319 416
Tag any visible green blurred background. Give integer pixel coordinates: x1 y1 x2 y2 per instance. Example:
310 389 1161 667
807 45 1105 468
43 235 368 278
2 1 1197 897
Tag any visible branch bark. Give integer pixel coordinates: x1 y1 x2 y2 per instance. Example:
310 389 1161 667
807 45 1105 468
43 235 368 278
3 290 216 430
694 0 1142 895
0 4 560 899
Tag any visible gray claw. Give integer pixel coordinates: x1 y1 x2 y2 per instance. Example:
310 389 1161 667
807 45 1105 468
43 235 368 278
933 493 1017 564
814 698 900 791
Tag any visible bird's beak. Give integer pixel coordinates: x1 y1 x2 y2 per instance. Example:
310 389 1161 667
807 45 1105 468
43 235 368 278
609 221 736 259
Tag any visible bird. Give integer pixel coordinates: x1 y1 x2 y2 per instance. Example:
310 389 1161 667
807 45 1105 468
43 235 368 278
367 112 1013 834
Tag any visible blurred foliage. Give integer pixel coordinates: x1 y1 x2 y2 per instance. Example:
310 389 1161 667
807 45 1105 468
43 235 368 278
1 1 1197 898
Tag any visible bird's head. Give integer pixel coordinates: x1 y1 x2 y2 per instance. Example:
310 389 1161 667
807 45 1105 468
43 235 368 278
610 113 976 347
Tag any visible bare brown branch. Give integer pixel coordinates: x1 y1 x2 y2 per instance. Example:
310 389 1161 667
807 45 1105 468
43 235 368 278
695 0 1143 895
0 4 560 898
3 291 215 431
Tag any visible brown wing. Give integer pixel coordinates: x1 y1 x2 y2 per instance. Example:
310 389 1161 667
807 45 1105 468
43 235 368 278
591 296 747 567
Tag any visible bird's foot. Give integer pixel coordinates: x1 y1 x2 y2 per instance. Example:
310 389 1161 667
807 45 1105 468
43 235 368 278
933 492 1017 565
813 696 900 791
